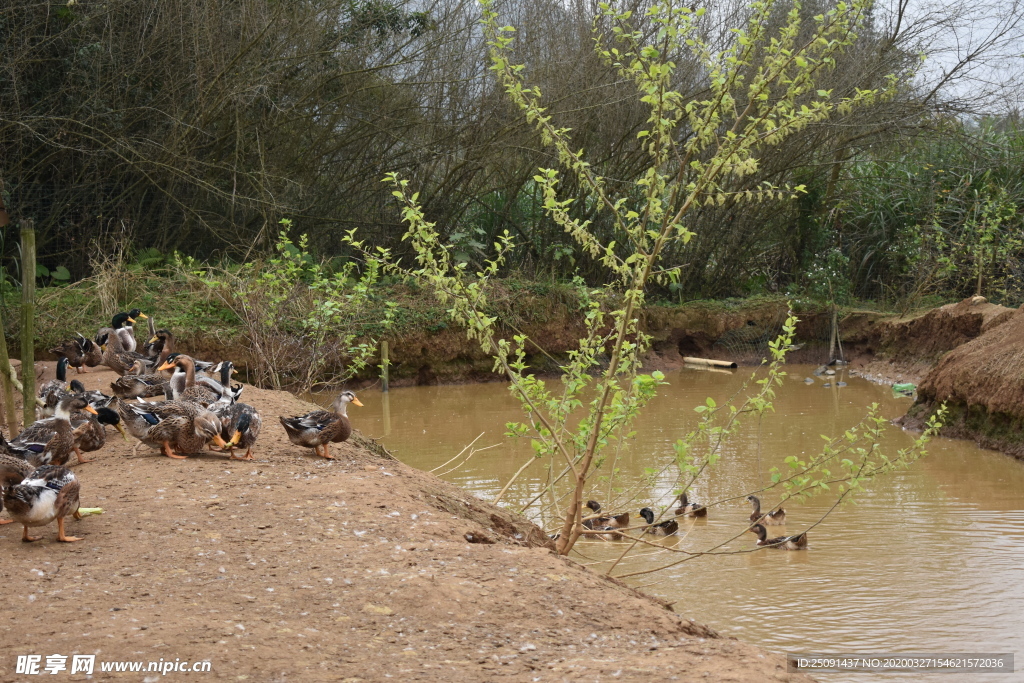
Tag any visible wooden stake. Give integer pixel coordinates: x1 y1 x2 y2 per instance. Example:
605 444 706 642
381 340 389 393
0 306 17 432
20 219 36 427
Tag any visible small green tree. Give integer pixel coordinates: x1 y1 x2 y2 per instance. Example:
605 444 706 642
352 0 938 557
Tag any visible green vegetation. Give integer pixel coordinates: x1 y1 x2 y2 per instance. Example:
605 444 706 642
2 0 1022 311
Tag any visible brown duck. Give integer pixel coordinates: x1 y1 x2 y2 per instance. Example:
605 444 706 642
0 453 34 526
3 464 85 542
110 359 169 399
98 317 151 376
279 391 362 459
49 334 102 374
747 495 786 526
677 492 708 518
116 397 226 459
750 523 807 550
0 395 97 466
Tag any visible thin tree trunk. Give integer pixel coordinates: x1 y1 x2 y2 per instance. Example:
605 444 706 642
20 220 36 427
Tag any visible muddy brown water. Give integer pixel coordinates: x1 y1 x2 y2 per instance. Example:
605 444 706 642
315 364 1024 682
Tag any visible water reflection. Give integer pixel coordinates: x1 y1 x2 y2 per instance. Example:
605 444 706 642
316 365 1024 683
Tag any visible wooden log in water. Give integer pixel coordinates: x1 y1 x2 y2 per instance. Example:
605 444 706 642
682 356 738 369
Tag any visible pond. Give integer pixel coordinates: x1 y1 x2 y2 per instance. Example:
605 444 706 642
319 364 1024 682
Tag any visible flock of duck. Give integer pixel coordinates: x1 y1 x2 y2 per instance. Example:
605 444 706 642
580 492 808 550
0 310 363 544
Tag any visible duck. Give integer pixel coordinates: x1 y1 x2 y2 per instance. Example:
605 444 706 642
676 492 708 518
638 507 679 536
279 390 362 459
582 500 630 528
143 329 176 365
37 358 73 418
37 378 91 419
0 395 97 466
71 405 128 458
110 359 169 399
160 355 223 406
208 362 261 461
49 335 102 374
750 523 807 550
2 464 93 542
0 453 34 525
113 309 148 353
97 326 151 375
116 397 227 459
216 408 261 461
747 495 786 526
163 351 215 376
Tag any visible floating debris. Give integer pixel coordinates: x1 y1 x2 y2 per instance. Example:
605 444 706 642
804 377 815 384
822 383 832 388
892 382 916 397
836 381 847 387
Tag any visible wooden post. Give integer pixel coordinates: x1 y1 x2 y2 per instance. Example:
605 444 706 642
20 219 36 427
381 340 389 393
828 305 838 363
0 304 17 433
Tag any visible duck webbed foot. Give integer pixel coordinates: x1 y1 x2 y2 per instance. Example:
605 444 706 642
162 442 188 459
56 518 82 542
22 526 42 542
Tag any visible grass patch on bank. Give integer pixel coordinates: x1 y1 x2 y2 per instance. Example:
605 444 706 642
2 272 594 361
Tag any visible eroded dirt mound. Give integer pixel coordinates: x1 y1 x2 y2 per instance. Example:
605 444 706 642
845 299 1014 364
0 364 807 682
900 303 1024 457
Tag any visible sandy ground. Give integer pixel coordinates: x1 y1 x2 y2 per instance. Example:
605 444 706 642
0 362 810 683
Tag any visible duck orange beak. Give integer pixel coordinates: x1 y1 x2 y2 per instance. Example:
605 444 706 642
126 317 136 324
137 312 148 319
351 398 364 407
229 430 242 446
157 361 174 371
114 422 129 441
148 335 160 344
84 405 98 415
212 434 228 448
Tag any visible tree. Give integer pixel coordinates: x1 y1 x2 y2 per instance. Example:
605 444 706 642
354 0 942 558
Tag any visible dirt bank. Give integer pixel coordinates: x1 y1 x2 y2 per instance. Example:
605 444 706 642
836 299 1016 386
0 363 808 682
898 303 1024 459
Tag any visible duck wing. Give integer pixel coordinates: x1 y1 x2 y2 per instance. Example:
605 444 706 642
282 410 337 432
0 452 33 487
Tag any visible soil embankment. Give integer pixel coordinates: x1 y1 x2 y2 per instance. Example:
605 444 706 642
898 303 1024 459
836 298 1016 385
0 363 807 682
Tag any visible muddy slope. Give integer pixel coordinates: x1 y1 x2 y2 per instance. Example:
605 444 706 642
836 299 1015 385
899 303 1024 459
0 364 807 683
